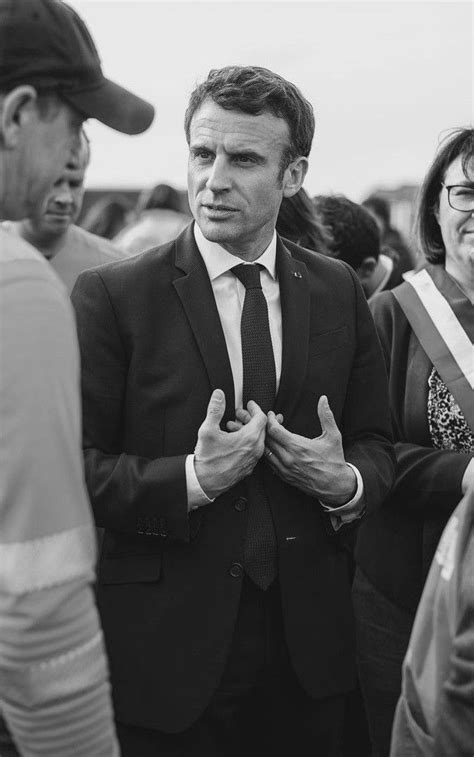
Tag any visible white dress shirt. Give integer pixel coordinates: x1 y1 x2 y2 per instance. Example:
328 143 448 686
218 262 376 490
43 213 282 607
186 224 364 528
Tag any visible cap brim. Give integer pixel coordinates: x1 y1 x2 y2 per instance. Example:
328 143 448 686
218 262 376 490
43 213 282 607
62 77 155 135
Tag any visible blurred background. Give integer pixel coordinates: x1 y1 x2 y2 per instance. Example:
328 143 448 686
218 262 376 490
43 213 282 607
69 0 472 249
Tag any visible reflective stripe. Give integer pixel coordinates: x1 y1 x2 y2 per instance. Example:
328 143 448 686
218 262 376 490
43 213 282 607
409 269 474 389
0 524 96 595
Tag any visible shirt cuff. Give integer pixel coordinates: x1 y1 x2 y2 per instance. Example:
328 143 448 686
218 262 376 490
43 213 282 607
320 463 365 531
185 454 214 512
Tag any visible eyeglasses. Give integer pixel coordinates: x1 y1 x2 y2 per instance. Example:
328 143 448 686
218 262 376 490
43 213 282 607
442 184 474 212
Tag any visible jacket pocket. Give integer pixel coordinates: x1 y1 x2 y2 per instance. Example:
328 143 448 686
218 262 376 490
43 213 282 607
308 325 349 357
98 552 162 584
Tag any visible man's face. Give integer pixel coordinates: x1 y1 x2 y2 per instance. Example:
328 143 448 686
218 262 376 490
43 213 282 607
30 151 87 237
6 95 84 222
187 99 294 260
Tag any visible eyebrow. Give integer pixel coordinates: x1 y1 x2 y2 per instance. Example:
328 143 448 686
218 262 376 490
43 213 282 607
190 142 265 161
446 180 474 187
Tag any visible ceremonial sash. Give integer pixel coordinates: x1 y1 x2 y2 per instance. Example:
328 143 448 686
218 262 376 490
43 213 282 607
392 266 474 432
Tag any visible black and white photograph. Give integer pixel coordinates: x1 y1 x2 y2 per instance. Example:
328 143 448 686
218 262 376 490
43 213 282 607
0 1 472 755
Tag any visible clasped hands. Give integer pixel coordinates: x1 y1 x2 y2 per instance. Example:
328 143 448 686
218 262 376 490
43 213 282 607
194 389 356 505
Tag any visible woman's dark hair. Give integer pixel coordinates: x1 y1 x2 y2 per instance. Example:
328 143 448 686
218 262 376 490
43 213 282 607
81 195 132 240
416 127 474 264
276 188 332 254
136 183 184 216
184 66 315 174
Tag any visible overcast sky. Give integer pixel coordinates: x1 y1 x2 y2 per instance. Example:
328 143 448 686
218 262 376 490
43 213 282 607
68 0 472 201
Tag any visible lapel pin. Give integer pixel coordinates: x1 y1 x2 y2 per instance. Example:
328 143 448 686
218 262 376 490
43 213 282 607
292 271 302 279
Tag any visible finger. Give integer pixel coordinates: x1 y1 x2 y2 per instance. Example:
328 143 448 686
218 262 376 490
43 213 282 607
246 401 267 431
275 413 284 425
264 444 287 476
266 411 293 444
204 388 226 428
235 407 251 425
226 420 243 432
317 395 339 435
246 400 264 417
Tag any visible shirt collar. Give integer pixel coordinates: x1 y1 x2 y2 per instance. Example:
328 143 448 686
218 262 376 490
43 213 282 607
193 222 277 282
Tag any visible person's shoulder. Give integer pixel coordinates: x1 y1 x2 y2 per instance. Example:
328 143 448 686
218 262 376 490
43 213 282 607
70 224 125 261
282 236 351 277
369 281 411 332
74 228 180 288
0 226 66 297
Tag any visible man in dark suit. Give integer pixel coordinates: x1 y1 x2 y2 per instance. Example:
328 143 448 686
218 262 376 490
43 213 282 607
72 65 395 756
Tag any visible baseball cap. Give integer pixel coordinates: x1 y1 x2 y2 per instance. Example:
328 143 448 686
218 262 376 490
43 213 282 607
0 0 155 134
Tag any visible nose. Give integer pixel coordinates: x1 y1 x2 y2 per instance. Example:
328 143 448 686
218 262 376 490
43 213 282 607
54 185 73 208
206 156 231 193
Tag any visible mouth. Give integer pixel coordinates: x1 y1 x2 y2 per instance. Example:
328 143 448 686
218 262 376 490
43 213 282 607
45 212 71 221
202 204 238 216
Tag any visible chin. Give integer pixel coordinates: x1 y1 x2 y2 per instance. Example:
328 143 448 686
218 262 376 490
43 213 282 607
199 220 234 244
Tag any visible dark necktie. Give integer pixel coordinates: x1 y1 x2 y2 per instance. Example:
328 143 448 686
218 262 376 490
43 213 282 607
232 263 277 589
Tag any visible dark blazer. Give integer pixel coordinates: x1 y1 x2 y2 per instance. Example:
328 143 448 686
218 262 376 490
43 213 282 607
356 281 473 612
71 224 394 733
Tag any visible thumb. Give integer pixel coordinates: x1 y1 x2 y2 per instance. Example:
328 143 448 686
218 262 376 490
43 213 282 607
205 388 226 426
317 395 338 435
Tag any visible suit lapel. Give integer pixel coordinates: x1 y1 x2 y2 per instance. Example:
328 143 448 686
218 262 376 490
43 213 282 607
275 237 310 422
172 225 236 425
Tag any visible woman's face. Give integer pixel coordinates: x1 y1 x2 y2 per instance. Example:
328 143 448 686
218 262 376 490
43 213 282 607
436 154 474 284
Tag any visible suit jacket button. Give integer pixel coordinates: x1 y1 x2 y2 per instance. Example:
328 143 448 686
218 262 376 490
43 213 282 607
229 562 244 578
233 497 247 512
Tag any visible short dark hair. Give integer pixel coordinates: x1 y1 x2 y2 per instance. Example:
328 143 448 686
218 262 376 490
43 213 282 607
312 194 381 270
184 65 315 171
416 127 474 264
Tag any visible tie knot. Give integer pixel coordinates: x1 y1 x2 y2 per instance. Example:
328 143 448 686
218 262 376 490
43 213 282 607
232 263 262 290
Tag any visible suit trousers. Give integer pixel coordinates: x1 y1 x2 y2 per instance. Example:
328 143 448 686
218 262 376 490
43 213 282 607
117 576 345 756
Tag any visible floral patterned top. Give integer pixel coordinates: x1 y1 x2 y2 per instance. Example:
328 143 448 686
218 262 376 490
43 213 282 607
428 367 474 453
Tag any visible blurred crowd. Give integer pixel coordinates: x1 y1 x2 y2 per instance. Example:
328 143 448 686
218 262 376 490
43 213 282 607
0 2 473 757
76 181 418 302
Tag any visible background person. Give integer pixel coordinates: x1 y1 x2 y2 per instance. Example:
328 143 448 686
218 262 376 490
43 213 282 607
313 194 404 298
391 485 474 757
276 186 332 254
81 193 134 240
353 127 474 757
113 181 190 255
72 64 394 756
0 0 154 754
362 192 414 273
3 131 125 294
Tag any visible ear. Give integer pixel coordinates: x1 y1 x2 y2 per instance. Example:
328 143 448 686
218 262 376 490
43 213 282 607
1 86 38 149
356 256 377 282
282 156 308 198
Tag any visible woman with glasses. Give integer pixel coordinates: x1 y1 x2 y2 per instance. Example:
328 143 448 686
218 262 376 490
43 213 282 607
352 127 474 757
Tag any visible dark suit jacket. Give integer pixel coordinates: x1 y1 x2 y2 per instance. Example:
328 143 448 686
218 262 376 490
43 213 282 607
71 224 394 733
356 283 473 612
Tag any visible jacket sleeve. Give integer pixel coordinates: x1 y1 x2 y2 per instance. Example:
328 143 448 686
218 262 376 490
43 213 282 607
0 267 118 756
370 291 472 517
434 491 474 756
71 268 190 541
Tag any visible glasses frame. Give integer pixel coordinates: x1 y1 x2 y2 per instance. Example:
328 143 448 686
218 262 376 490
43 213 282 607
442 183 474 212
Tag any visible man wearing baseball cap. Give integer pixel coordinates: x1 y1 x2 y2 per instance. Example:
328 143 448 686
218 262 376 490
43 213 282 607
0 1 154 754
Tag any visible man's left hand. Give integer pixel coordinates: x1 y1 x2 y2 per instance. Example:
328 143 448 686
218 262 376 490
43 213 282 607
265 395 357 506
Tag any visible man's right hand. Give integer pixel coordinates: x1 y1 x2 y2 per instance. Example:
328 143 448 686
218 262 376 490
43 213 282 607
194 389 267 500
